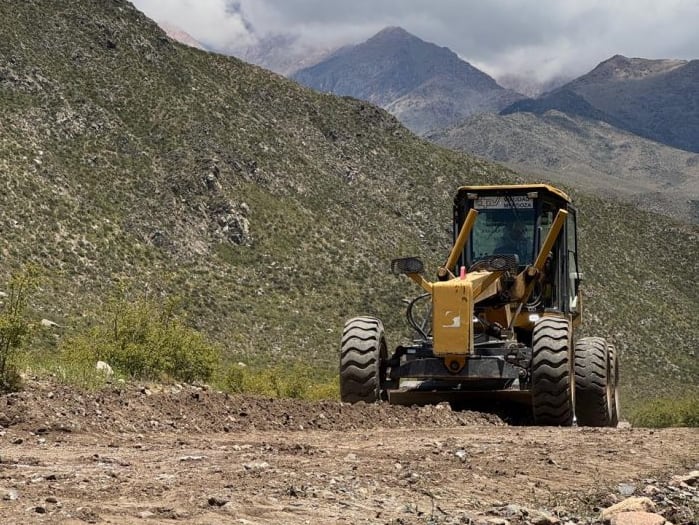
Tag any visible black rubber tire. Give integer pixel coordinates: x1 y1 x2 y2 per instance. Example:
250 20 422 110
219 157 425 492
574 337 616 427
609 344 620 426
339 316 387 403
531 317 573 426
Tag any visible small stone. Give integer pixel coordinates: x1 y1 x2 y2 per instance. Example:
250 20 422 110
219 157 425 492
45 496 58 504
3 489 20 501
178 455 206 462
529 509 560 525
35 506 47 513
643 485 661 495
138 510 155 519
11 437 23 445
500 504 524 517
208 496 228 507
455 449 468 461
618 483 636 496
243 461 270 471
670 470 699 487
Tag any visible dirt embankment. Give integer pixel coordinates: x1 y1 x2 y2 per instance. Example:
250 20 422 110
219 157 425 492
0 381 697 524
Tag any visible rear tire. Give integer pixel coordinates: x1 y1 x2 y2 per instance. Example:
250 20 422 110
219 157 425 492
575 337 617 427
531 317 573 426
339 317 387 403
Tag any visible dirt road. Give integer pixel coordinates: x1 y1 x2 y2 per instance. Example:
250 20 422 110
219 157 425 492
1 381 697 524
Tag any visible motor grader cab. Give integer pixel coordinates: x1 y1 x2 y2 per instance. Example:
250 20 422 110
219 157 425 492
340 184 619 426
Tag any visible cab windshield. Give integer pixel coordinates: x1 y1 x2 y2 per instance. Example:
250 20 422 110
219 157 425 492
469 195 536 266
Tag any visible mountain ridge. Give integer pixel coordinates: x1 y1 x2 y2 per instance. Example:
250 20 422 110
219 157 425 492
501 54 699 153
430 111 699 223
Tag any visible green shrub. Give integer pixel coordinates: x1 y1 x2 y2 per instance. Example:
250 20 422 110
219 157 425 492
305 378 340 401
222 365 246 393
0 269 37 392
60 294 220 383
217 362 339 400
52 336 113 389
629 394 699 428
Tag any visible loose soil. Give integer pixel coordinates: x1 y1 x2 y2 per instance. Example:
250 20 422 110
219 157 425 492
0 380 697 524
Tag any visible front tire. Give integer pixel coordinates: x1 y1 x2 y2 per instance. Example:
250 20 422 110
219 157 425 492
609 344 620 426
531 317 573 426
575 337 618 427
339 317 388 403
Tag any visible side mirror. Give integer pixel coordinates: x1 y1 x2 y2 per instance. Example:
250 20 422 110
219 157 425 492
391 257 424 275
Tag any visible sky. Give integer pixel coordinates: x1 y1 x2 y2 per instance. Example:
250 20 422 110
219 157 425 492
132 0 699 84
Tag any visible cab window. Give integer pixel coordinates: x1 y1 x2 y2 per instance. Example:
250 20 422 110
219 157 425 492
469 195 536 266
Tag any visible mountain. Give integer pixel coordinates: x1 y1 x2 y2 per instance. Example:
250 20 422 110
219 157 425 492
231 33 337 76
157 22 207 51
292 27 526 134
429 111 699 224
1 0 697 409
502 55 699 153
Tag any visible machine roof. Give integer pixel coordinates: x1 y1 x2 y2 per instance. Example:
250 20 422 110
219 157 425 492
455 184 571 203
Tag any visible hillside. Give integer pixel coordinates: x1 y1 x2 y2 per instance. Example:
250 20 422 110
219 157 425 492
502 55 699 153
292 27 525 134
0 0 697 409
429 111 699 223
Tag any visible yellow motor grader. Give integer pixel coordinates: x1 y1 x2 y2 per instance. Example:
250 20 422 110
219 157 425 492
339 184 619 426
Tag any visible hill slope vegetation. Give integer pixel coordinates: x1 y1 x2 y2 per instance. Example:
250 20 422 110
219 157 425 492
0 0 696 409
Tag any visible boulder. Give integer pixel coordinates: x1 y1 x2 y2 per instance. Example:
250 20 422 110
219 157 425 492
95 361 114 376
610 511 668 525
601 497 656 522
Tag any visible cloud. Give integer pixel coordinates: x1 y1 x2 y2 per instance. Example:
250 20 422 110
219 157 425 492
132 0 699 82
132 0 256 49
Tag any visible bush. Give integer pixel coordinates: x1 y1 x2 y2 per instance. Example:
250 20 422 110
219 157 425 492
629 395 699 428
61 294 220 384
0 269 37 392
218 362 339 400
